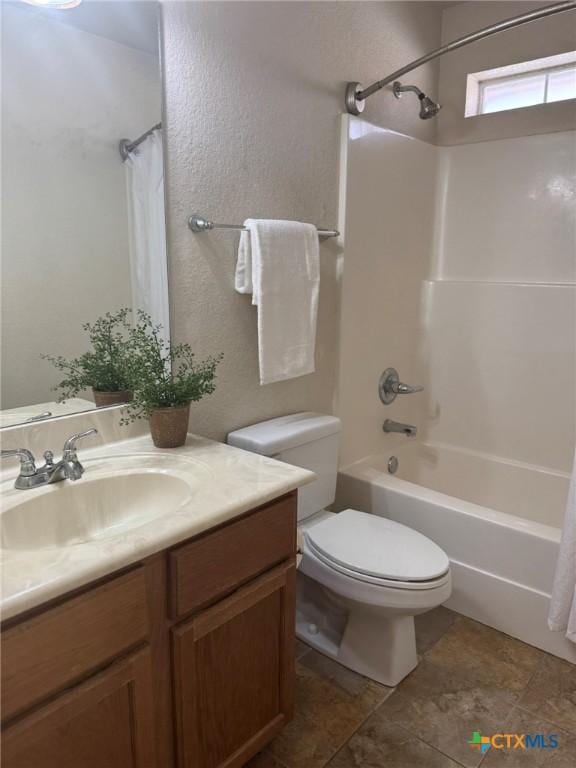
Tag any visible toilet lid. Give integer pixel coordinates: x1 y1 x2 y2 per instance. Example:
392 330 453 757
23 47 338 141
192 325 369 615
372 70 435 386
304 509 450 583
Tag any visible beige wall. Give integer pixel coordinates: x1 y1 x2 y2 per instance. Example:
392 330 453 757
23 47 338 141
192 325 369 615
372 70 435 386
438 1 576 145
161 1 444 441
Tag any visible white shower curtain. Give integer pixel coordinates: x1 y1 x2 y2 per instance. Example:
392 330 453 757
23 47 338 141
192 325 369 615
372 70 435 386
549 449 576 643
125 129 170 343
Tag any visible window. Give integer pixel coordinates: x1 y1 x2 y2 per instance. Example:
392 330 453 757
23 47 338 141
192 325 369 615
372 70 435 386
465 52 576 117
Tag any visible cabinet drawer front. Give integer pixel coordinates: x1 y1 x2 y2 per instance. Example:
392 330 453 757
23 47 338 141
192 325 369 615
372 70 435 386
2 568 149 722
170 494 296 619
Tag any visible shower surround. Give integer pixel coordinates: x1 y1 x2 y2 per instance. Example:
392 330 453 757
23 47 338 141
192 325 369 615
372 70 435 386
337 115 576 662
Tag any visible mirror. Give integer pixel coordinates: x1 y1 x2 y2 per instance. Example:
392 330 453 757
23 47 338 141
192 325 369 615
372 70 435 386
1 0 168 428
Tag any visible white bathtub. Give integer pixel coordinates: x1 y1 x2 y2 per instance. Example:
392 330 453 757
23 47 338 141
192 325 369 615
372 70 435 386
337 443 575 663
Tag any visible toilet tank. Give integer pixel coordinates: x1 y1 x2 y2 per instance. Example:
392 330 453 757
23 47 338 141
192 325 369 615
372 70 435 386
227 413 341 521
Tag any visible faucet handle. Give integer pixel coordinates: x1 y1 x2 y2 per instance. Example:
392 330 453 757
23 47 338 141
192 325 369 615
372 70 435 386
1 448 37 477
379 368 424 405
62 428 98 455
395 382 424 395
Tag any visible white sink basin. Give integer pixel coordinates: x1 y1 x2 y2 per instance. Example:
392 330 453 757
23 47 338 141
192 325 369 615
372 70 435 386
1 454 208 551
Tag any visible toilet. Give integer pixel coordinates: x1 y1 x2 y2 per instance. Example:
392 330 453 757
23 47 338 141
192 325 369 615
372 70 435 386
227 412 451 686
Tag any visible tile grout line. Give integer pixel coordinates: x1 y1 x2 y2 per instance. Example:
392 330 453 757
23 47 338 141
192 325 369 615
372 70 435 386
514 649 548 702
330 671 473 768
261 748 291 768
475 683 570 768
290 646 397 768
318 686 398 768
370 700 475 768
514 701 576 736
477 747 489 768
419 613 464 660
392 721 472 768
296 649 311 662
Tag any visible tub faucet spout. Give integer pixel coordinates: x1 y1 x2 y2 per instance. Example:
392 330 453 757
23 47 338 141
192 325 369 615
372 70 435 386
383 419 417 437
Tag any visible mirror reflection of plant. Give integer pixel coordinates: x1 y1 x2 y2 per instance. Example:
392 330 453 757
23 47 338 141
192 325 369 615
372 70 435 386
42 308 133 400
120 310 223 424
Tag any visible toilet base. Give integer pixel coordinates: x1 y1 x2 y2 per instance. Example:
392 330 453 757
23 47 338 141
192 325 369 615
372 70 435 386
296 575 419 686
338 611 418 686
296 609 418 687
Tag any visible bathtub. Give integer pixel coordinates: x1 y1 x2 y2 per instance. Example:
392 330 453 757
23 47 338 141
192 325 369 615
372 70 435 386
337 442 575 663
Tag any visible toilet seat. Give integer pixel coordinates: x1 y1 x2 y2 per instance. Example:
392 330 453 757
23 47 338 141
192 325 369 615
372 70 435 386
304 509 450 590
304 542 451 591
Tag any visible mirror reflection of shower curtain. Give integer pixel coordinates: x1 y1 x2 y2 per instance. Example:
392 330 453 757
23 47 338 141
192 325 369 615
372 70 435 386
125 129 170 343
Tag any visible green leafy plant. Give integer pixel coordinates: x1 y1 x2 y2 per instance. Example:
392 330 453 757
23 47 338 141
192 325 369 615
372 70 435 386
120 310 223 424
43 308 133 400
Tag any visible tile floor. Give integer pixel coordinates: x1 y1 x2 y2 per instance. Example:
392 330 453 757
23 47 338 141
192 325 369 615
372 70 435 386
248 607 576 768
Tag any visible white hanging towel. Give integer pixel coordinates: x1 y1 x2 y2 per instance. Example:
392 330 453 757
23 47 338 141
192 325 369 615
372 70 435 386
549 448 576 643
235 219 320 385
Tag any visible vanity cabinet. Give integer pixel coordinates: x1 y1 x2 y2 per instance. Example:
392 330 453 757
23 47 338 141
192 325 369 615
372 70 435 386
1 492 297 768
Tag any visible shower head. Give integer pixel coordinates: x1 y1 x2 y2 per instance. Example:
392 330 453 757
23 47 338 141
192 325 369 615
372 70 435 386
419 94 442 120
393 81 441 120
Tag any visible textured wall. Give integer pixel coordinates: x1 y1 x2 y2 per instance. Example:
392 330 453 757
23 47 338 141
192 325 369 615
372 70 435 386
160 1 443 441
438 1 576 145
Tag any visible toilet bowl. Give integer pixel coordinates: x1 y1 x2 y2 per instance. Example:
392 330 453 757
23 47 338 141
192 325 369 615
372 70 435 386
227 412 452 686
298 509 451 685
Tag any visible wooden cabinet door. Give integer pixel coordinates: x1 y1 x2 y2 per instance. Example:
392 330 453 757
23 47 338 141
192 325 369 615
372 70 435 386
2 648 157 768
172 562 296 768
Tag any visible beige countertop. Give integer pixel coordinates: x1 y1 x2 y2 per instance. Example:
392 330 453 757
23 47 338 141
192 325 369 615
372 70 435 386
0 434 314 621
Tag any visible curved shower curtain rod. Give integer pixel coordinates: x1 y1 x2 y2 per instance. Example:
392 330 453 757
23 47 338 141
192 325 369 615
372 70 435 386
345 0 576 114
119 122 162 161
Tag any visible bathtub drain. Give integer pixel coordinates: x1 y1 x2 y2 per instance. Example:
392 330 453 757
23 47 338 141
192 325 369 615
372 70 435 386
388 456 399 474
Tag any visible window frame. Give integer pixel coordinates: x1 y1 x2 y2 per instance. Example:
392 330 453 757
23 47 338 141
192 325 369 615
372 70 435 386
465 52 576 118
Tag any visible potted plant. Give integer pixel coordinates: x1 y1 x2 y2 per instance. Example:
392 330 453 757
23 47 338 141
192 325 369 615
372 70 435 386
121 311 223 448
43 308 133 407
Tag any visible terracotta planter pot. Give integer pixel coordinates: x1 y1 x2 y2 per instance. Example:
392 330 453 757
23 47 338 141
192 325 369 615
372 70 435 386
92 389 133 408
149 404 190 448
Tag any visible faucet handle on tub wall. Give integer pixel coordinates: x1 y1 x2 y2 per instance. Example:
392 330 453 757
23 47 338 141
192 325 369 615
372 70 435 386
379 368 423 405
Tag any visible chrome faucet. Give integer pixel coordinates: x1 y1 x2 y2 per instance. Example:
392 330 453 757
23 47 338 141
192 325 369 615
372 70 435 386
1 429 98 490
383 419 417 438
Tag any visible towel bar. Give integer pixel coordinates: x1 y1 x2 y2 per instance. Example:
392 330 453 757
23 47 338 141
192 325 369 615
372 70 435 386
188 214 339 238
